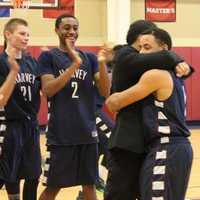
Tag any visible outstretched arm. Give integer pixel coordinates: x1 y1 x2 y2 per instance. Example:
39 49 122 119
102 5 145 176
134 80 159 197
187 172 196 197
118 47 191 79
106 69 169 112
41 39 82 98
0 49 20 107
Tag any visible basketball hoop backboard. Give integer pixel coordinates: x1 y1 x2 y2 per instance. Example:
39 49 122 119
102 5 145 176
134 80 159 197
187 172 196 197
0 0 59 9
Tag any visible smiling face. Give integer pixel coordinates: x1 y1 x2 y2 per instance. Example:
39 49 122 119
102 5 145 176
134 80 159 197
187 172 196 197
55 17 79 48
5 24 29 51
139 34 166 54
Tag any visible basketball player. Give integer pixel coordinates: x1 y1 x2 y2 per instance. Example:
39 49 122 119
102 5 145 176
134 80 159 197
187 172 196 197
38 14 110 200
0 18 42 200
106 27 193 200
0 44 20 190
104 20 192 200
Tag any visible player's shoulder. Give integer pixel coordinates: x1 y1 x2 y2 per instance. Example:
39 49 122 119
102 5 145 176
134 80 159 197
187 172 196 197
0 52 8 74
141 69 172 83
78 49 96 59
117 45 135 55
0 51 7 60
22 52 38 65
38 48 55 61
115 45 137 60
77 49 97 66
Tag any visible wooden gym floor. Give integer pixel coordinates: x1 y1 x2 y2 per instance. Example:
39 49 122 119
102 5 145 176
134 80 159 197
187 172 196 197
0 129 200 200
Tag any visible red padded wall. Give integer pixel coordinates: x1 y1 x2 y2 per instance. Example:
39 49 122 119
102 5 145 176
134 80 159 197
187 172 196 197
190 48 200 120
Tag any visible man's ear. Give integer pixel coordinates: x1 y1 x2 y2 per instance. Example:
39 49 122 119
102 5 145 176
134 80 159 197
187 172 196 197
4 30 11 41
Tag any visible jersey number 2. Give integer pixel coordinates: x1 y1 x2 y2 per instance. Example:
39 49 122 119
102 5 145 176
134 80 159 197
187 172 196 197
71 81 79 98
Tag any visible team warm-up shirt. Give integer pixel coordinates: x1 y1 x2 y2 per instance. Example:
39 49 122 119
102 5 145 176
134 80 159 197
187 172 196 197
38 48 99 145
109 45 183 153
142 72 190 145
0 52 41 121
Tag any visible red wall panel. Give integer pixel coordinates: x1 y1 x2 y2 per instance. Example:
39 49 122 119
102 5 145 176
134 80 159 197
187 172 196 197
191 48 200 120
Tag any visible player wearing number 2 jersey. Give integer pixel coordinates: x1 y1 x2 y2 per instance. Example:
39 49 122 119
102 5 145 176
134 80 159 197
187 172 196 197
38 14 110 200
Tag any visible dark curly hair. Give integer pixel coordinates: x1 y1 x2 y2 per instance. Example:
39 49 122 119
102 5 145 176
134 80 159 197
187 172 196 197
55 14 78 29
141 27 172 50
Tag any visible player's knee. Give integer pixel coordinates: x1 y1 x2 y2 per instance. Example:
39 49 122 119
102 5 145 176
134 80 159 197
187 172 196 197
23 179 39 200
39 187 60 200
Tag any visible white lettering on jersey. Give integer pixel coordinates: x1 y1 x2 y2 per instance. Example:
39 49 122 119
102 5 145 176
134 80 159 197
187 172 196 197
72 69 87 80
59 69 87 81
16 73 36 84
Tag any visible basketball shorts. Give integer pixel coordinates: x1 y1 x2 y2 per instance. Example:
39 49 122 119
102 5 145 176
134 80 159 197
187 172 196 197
140 137 193 200
0 120 42 182
42 143 99 187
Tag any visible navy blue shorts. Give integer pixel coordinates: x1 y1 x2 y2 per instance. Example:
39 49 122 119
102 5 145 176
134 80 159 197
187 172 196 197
42 143 99 188
140 137 193 200
96 109 114 168
95 109 114 137
0 120 42 182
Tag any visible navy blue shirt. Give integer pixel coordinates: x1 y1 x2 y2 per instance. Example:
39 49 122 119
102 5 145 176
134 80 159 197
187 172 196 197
38 48 99 145
142 72 190 145
0 52 41 121
94 86 105 111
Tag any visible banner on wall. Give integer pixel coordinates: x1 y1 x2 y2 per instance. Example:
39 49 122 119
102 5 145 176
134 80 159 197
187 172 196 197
145 0 176 22
0 8 10 17
0 0 10 17
43 0 74 19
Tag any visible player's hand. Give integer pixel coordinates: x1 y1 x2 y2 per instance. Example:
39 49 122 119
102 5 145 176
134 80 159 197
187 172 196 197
105 92 122 113
65 39 82 68
98 43 113 63
175 62 191 77
7 48 20 73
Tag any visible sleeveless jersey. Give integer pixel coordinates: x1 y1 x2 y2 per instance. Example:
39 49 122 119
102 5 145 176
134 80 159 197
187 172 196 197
142 71 190 145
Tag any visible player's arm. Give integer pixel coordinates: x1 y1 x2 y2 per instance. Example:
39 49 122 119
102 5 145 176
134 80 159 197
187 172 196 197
94 45 111 98
122 49 191 78
0 49 20 107
106 69 168 112
41 40 82 98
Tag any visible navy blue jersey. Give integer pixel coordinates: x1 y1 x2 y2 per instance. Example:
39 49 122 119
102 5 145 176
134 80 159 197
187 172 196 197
0 52 41 120
38 48 99 145
94 86 105 110
142 71 190 145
